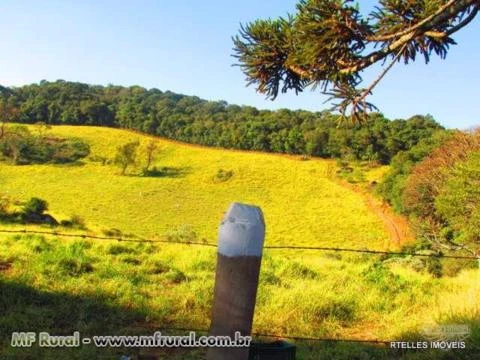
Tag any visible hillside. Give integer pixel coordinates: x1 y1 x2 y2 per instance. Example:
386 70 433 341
1 80 444 163
0 125 388 248
0 125 478 360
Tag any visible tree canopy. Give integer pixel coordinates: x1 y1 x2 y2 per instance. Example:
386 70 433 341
1 80 444 163
233 0 479 121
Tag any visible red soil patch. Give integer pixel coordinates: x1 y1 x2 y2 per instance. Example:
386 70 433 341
337 179 414 250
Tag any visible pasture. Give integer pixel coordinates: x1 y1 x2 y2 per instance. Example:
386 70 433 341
0 125 478 359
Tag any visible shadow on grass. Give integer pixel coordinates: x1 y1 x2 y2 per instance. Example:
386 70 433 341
0 279 205 360
0 278 478 360
0 279 146 359
140 166 192 178
52 160 87 167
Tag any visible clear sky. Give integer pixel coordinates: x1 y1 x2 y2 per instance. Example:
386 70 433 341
1 0 479 129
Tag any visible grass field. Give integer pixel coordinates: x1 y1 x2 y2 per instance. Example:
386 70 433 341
0 125 479 359
0 125 388 248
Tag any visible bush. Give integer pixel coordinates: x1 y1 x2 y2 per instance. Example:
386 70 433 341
52 242 94 276
213 168 234 183
58 258 94 276
23 197 48 215
51 138 90 163
362 261 406 293
0 194 11 216
425 258 443 278
102 228 123 237
60 214 86 229
0 127 90 165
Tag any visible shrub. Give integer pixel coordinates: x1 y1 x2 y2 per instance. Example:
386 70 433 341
60 214 86 229
0 194 11 216
362 261 406 293
0 127 90 165
260 270 282 286
425 258 443 278
23 197 48 215
51 138 90 163
213 168 234 183
122 257 142 265
52 242 94 276
102 228 123 237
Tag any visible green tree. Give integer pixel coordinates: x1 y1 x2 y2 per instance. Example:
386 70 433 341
114 141 140 175
233 0 479 120
143 140 158 174
0 99 19 139
3 80 443 162
435 152 480 244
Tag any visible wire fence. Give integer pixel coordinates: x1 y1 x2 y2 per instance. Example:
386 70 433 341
158 326 393 345
0 228 478 260
0 227 478 347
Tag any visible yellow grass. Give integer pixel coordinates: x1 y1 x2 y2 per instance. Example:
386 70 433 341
0 125 478 359
0 125 387 248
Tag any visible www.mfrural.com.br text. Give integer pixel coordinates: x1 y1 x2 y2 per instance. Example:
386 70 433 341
11 331 251 348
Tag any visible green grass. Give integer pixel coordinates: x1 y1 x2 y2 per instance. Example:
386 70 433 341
0 125 386 248
0 125 479 359
1 235 478 359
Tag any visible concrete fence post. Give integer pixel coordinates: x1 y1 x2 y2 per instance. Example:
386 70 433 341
207 202 266 360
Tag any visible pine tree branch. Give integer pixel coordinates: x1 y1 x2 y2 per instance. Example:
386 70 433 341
366 0 475 42
351 44 407 113
284 0 479 78
446 5 479 36
339 0 479 75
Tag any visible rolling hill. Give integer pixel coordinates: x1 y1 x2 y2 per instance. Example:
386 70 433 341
0 125 478 360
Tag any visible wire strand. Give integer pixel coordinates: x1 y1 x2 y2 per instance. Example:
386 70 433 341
0 228 477 259
156 326 393 344
0 228 475 346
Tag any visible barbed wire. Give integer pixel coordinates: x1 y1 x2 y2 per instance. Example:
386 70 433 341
0 228 478 260
152 326 393 345
265 244 479 259
0 228 217 247
0 228 476 347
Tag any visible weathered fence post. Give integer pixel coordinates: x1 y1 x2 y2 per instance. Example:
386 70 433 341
207 202 266 360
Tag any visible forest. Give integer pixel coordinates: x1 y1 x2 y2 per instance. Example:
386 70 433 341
1 80 444 164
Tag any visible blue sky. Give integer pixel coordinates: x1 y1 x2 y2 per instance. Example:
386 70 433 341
0 0 479 129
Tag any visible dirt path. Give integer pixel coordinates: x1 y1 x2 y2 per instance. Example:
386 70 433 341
338 179 414 249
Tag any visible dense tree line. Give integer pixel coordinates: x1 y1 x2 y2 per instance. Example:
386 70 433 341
379 129 480 252
1 80 444 164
